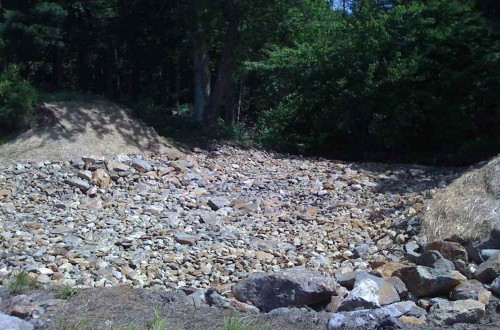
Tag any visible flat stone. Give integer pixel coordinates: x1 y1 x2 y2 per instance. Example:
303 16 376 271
394 266 465 297
77 170 92 181
64 178 90 192
474 251 500 283
451 280 490 304
107 160 130 172
428 299 485 325
174 234 200 246
131 158 152 172
0 312 34 330
232 267 338 312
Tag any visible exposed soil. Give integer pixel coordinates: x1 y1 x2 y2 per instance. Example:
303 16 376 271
0 99 184 165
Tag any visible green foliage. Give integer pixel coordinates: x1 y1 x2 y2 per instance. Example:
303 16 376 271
8 270 38 294
57 286 80 299
219 119 249 141
146 308 168 330
223 316 268 330
0 0 498 164
250 0 500 164
0 66 38 129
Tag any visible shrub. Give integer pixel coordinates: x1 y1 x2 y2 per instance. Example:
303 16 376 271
0 65 38 130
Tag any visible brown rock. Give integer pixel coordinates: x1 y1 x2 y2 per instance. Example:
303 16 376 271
9 304 38 318
174 234 200 245
398 316 426 325
92 169 111 188
374 262 406 279
326 296 344 312
425 241 468 266
0 189 11 198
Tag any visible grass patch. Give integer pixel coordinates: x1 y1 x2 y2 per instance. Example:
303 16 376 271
146 308 168 330
57 286 80 299
8 271 38 294
223 316 268 330
55 319 95 330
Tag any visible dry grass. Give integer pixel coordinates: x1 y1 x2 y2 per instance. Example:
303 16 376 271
422 155 500 242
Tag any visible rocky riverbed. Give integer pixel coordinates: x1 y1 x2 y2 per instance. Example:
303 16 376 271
0 146 457 291
2 146 478 329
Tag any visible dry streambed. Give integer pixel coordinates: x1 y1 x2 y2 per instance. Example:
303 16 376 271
1 146 476 329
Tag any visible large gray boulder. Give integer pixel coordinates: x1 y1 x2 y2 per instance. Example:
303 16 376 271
327 301 426 330
394 266 465 297
428 299 485 325
232 267 337 312
0 312 34 330
474 251 500 283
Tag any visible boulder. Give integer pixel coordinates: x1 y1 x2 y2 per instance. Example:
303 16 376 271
327 301 425 330
353 273 400 306
417 250 455 272
337 279 380 312
474 251 500 283
394 266 465 297
490 276 500 295
451 280 491 304
232 267 337 312
428 299 485 325
424 241 467 267
0 312 34 330
387 277 408 300
334 271 357 290
491 224 500 241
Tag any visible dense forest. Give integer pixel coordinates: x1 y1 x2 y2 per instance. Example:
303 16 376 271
0 0 499 164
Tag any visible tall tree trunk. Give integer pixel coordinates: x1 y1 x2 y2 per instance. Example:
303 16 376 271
52 48 63 88
106 41 117 98
78 48 89 91
191 0 211 123
204 11 240 135
224 75 237 125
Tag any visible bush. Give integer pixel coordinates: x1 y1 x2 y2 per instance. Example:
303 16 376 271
0 65 38 130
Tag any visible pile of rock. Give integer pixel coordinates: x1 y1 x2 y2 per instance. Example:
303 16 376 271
224 226 500 328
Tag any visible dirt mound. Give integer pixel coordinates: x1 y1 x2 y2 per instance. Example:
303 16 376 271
0 98 184 164
422 155 500 242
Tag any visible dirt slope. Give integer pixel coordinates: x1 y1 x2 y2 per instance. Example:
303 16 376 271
0 98 184 164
